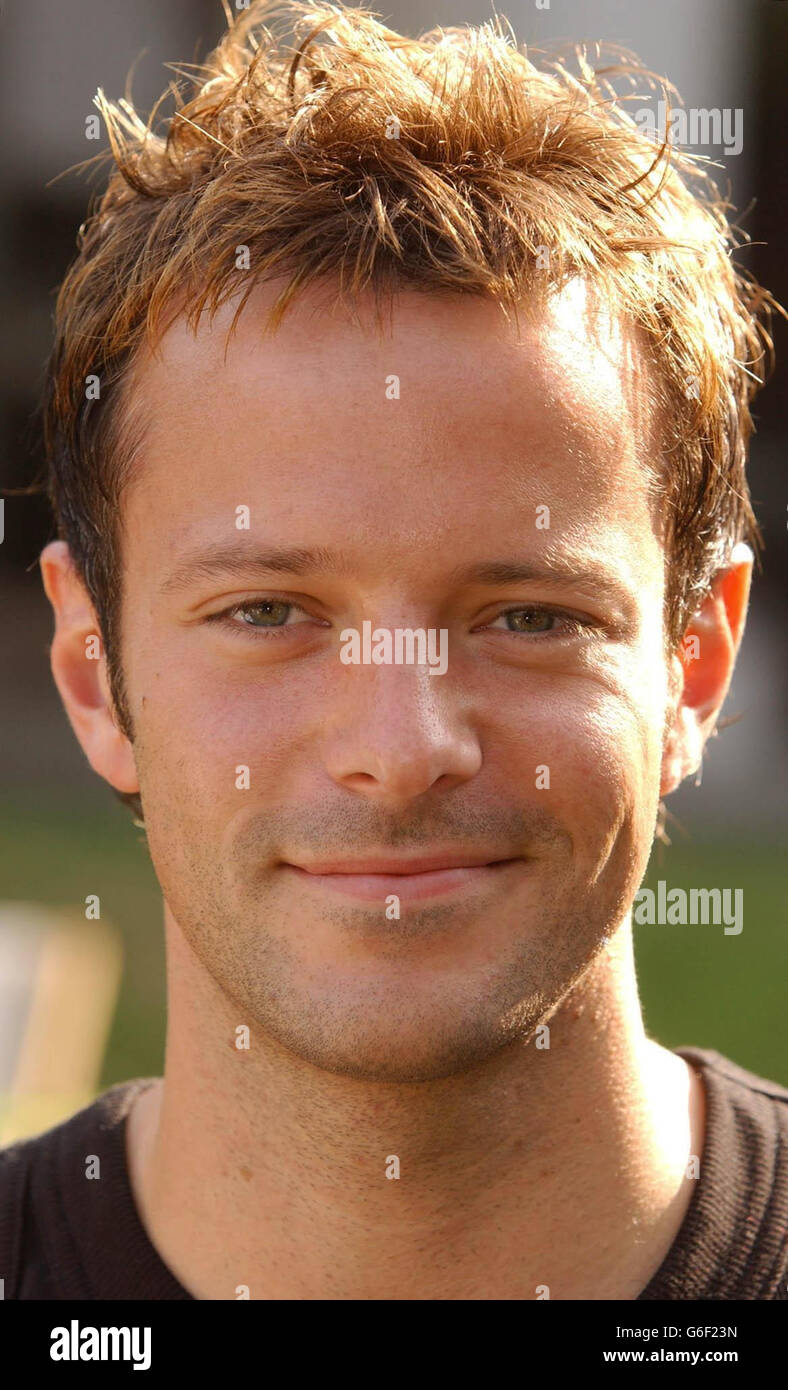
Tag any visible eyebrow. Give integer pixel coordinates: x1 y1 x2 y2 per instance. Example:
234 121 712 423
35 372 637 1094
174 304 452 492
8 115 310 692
159 541 632 610
447 558 626 603
159 543 351 595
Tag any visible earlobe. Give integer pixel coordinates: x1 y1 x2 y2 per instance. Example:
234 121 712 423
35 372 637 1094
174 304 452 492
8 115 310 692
659 544 753 798
39 540 140 796
660 703 706 797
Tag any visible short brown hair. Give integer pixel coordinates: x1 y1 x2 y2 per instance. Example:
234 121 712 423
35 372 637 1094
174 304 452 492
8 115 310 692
41 0 780 825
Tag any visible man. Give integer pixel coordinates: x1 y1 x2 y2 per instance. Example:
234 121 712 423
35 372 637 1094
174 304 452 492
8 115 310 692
1 0 786 1300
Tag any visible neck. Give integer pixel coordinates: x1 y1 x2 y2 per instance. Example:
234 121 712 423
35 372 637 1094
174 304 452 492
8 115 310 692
126 913 703 1300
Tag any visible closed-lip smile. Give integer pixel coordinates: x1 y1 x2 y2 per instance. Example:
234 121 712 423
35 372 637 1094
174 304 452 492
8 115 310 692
282 851 523 902
289 851 514 875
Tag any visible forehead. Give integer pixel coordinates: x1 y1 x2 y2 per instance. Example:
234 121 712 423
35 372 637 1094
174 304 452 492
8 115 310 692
121 276 662 574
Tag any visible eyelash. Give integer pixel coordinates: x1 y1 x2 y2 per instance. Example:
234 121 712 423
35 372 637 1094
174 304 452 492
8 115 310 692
207 599 318 640
206 599 596 643
489 607 593 640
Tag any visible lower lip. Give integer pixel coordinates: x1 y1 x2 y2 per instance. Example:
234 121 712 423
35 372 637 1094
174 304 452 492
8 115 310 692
283 860 520 902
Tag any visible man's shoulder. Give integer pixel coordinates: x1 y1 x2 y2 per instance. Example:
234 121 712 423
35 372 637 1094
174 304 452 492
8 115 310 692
641 1044 788 1300
678 1043 788 1151
0 1078 159 1299
680 1045 788 1107
0 1077 157 1171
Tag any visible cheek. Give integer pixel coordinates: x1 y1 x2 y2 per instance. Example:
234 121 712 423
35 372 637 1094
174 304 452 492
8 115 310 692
132 659 307 812
508 684 663 863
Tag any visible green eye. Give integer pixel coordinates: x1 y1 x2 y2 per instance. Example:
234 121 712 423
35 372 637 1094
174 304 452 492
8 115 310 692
235 600 292 627
487 607 590 638
501 609 556 632
208 597 318 640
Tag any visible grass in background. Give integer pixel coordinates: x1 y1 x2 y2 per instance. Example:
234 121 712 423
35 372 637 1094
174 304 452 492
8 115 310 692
0 790 785 1087
637 834 786 1082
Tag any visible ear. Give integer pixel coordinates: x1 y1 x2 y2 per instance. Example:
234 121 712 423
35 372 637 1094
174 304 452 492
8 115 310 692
660 542 753 797
39 540 140 796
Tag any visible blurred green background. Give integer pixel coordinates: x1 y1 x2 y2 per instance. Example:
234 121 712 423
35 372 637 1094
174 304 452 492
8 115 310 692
1 785 785 1088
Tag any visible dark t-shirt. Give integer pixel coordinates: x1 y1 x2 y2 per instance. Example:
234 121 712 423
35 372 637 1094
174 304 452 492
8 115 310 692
1 1046 786 1299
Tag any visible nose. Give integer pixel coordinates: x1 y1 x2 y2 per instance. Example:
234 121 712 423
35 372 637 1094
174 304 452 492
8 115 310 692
321 658 482 804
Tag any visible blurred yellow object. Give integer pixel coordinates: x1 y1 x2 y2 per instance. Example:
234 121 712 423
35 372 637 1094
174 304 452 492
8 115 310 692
0 904 123 1144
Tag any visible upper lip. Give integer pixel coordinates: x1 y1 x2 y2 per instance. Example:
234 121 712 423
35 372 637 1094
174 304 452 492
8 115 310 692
286 851 516 875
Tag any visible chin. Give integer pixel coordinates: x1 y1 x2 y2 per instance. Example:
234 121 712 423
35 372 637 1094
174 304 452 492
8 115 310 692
260 991 543 1083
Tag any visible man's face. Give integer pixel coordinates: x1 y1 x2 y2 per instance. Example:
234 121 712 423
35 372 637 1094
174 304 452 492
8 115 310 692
114 279 672 1080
